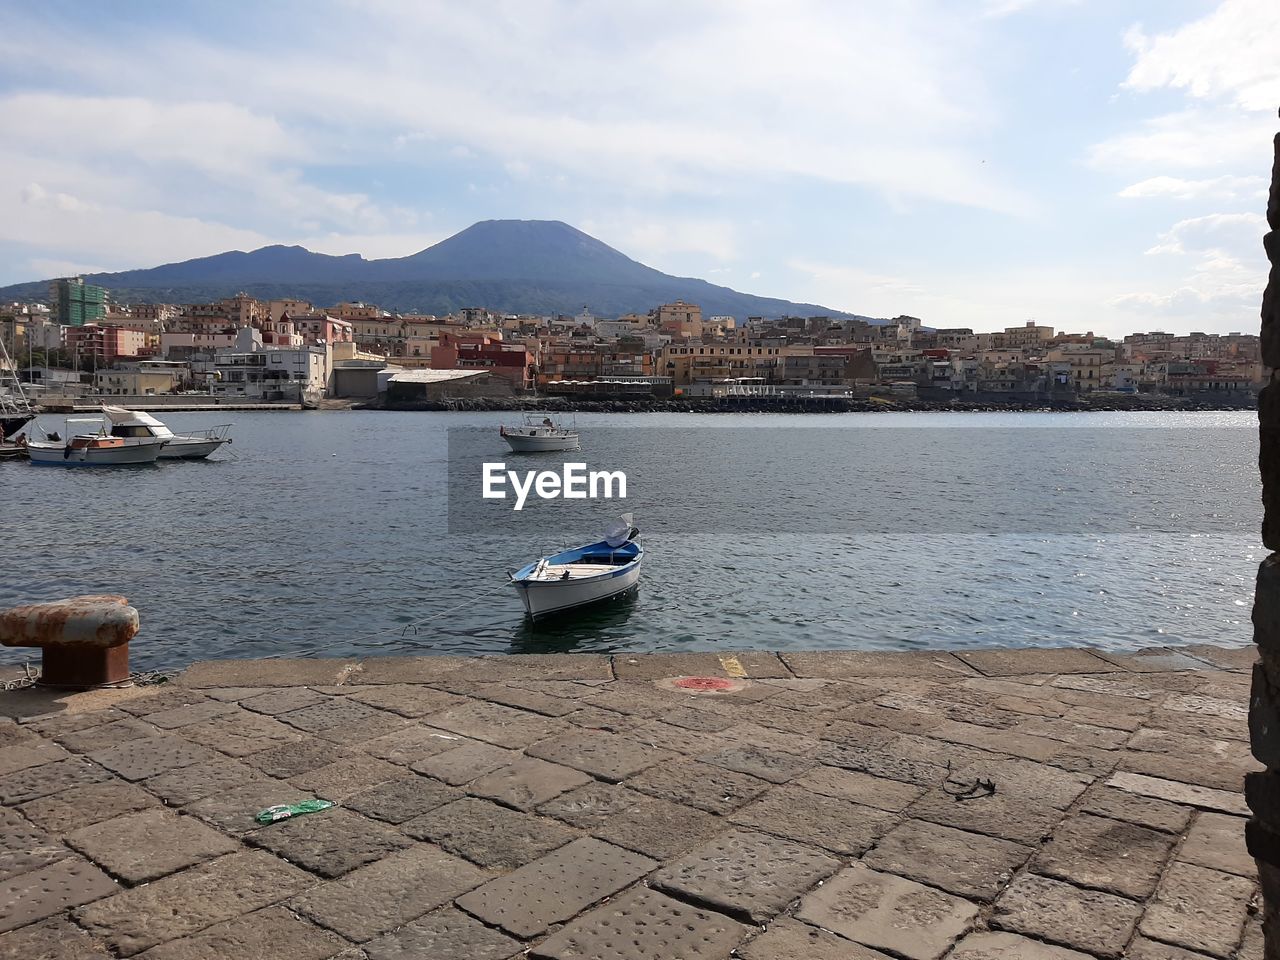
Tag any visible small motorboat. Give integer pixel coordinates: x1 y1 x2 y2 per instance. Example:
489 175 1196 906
509 516 642 620
500 415 579 453
26 415 169 466
100 406 232 460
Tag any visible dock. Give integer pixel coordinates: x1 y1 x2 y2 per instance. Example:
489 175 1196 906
0 646 1261 958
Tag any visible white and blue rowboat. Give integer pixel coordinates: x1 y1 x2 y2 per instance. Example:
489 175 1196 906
509 516 642 620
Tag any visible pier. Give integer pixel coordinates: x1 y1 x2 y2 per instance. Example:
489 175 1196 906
0 645 1260 958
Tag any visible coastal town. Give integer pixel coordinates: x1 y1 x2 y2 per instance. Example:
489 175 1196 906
0 277 1264 410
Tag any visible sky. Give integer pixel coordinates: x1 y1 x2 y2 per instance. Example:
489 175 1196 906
0 0 1276 336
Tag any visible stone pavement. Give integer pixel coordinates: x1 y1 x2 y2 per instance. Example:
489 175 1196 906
0 644 1263 959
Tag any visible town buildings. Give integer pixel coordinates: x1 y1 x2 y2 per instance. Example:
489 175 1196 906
0 282 1268 403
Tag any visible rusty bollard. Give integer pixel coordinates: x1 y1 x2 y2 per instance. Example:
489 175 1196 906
0 595 139 689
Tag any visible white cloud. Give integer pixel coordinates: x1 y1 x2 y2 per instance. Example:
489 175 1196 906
1123 0 1280 111
1111 211 1266 320
981 0 1079 18
1118 174 1268 201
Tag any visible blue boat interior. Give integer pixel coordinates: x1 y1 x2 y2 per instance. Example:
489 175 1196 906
513 538 642 581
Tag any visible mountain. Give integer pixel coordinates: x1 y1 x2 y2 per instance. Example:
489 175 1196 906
0 220 867 321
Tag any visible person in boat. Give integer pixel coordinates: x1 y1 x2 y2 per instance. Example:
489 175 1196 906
543 417 553 428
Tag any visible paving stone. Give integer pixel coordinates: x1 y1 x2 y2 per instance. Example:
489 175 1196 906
445 681 582 717
0 720 38 749
423 699 559 748
526 729 676 782
200 686 268 701
1093 648 1220 674
0 807 67 881
468 756 592 810
344 683 468 717
242 738 341 778
67 808 237 884
793 650 979 679
0 856 119 934
17 780 160 833
1051 674 1156 700
610 718 725 754
310 712 407 745
611 651 741 679
820 741 949 785
0 741 68 775
89 735 220 781
699 744 813 783
247 807 411 878
908 786 1065 845
736 917 892 960
956 648 1113 676
179 658 354 688
1181 645 1256 670
289 754 402 801
864 819 1031 901
627 758 772 814
144 700 239 730
1138 861 1255 958
0 757 112 804
652 828 839 924
993 873 1142 959
116 688 210 717
729 785 898 856
0 916 111 960
360 724 472 764
411 741 521 784
1008 715 1130 749
364 906 521 960
443 654 612 682
404 796 577 869
137 905 344 960
1163 693 1248 720
593 794 724 859
660 705 740 732
537 781 640 829
793 764 925 810
1106 771 1249 815
76 850 314 956
1076 784 1193 834
1125 935 1224 959
54 718 156 754
292 843 490 941
795 863 979 960
1119 750 1256 793
237 687 330 716
1147 708 1247 743
1033 811 1175 899
142 755 263 805
530 885 750 960
345 774 462 824
1179 812 1253 876
277 697 388 733
349 655 469 684
949 931 1097 959
184 779 319 834
457 836 655 938
180 710 306 757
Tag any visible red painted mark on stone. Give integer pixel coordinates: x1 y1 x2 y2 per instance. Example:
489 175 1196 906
673 676 736 691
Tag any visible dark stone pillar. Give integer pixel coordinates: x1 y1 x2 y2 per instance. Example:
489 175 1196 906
1249 114 1280 960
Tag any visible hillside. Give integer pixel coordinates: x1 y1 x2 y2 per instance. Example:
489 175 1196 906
0 220 866 321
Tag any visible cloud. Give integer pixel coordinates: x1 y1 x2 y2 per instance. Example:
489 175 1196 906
1118 174 1268 201
1111 211 1266 319
981 0 1079 18
1123 0 1280 111
580 216 741 266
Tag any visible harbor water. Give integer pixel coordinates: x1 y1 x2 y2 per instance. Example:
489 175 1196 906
1 409 1260 671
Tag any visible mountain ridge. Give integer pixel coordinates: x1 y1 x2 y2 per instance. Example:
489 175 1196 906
0 219 868 321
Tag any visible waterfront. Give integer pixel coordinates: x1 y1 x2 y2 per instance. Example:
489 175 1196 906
1 410 1260 672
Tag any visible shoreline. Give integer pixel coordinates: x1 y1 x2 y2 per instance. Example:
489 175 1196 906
373 394 1259 414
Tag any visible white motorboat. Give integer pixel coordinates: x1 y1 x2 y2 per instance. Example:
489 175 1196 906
509 516 642 620
500 415 579 453
26 415 169 466
101 406 232 459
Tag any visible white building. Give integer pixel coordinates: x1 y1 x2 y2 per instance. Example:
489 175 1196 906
210 328 327 405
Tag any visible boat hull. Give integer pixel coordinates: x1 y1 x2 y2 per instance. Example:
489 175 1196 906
158 438 229 459
27 439 168 466
502 433 580 453
1 414 34 439
512 558 642 619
